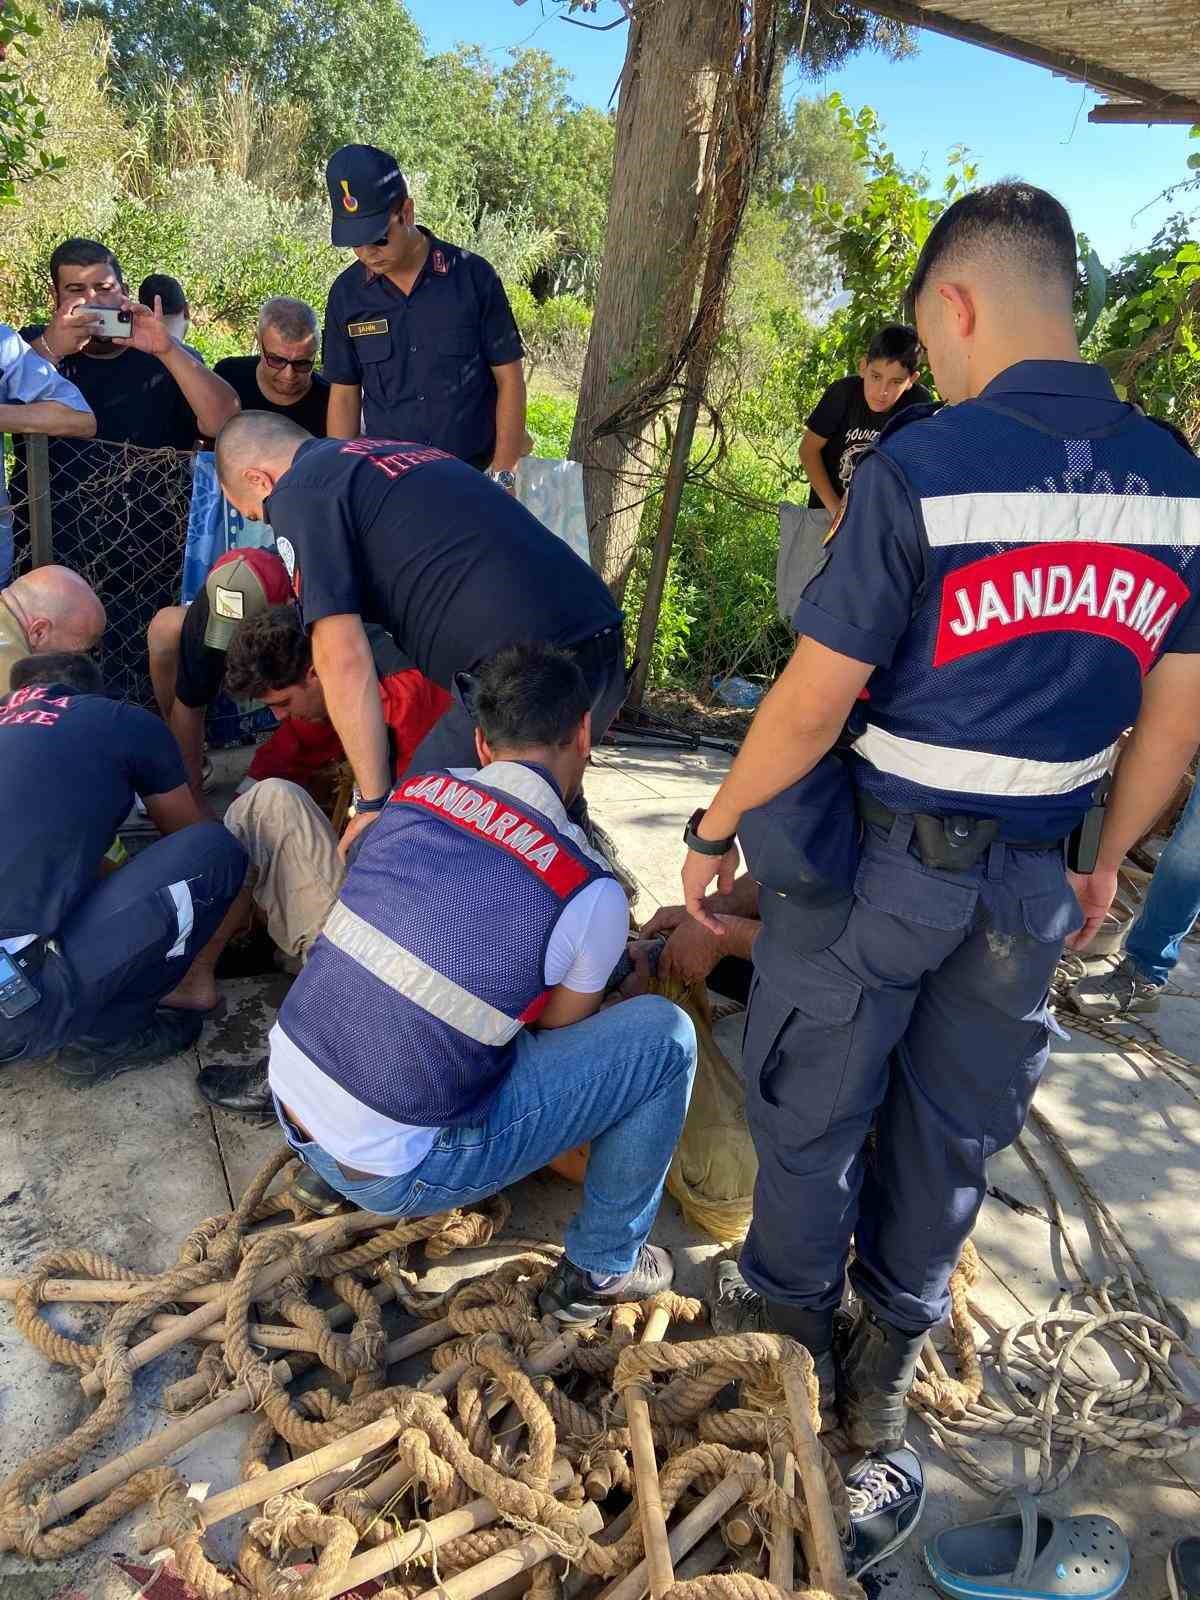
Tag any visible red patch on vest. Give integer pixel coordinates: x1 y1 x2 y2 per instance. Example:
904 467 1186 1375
933 542 1189 673
432 249 448 275
394 774 590 898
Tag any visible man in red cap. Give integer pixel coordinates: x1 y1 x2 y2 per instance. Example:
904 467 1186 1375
149 548 294 803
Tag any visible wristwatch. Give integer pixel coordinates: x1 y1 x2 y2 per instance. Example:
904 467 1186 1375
683 807 736 857
351 788 390 815
488 468 517 490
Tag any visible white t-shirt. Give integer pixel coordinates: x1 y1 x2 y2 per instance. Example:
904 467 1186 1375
269 873 629 1176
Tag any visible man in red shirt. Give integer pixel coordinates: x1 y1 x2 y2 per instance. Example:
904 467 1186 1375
222 604 449 960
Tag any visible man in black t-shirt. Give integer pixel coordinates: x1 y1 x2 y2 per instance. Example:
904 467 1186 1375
777 325 931 626
214 298 330 436
215 412 625 857
18 238 240 701
0 652 246 1083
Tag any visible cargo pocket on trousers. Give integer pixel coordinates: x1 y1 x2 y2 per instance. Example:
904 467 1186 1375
743 964 864 1142
1021 884 1086 944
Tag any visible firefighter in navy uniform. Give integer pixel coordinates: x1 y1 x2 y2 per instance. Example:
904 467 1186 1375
681 182 1200 1575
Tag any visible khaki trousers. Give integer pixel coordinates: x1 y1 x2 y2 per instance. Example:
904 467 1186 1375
224 779 344 959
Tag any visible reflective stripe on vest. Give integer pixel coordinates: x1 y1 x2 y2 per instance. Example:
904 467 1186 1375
853 725 1119 800
921 491 1200 550
322 900 523 1046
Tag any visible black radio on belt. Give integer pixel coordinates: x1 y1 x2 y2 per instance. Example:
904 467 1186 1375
0 948 42 1019
1067 774 1112 876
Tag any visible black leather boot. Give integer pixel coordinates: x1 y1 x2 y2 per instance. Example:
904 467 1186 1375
196 1056 273 1123
839 1306 927 1449
710 1260 838 1429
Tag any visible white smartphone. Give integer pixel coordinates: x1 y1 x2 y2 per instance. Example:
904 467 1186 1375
90 306 133 339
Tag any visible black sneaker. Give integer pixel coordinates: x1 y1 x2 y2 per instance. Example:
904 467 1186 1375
711 1258 770 1333
291 1167 350 1216
1168 1537 1200 1600
56 1008 205 1087
196 1056 274 1124
709 1260 838 1428
843 1447 926 1579
538 1244 674 1323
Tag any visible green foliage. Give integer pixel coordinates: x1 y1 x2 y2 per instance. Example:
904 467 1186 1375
510 286 592 384
78 0 425 176
753 95 866 305
800 97 974 375
0 3 67 204
525 392 576 459
1093 231 1200 439
390 48 613 294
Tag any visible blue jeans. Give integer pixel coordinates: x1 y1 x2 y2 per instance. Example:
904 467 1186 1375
278 994 697 1278
1126 778 1200 985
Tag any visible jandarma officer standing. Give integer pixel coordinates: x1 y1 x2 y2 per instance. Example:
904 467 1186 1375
681 181 1200 1569
321 144 527 491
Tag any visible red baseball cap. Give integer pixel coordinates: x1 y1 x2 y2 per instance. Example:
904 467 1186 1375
203 548 293 651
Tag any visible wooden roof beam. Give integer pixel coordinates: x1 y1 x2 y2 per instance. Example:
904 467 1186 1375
1088 102 1200 126
855 0 1190 112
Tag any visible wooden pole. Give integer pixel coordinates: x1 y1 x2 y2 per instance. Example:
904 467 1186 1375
781 1359 846 1591
309 1459 576 1600
768 1446 796 1592
595 1475 745 1600
78 1214 377 1398
303 1331 579 1507
624 1303 674 1600
0 1212 389 1306
137 1416 404 1550
407 1500 604 1600
0 1358 299 1550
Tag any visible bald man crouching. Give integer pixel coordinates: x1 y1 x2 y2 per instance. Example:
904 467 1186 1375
0 565 105 693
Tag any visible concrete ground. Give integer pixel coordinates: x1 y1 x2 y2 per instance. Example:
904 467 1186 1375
2 734 1200 1599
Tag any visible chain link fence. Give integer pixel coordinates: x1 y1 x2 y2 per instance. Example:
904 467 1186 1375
3 433 194 706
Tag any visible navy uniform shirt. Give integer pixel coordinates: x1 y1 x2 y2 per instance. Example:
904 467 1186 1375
265 439 621 690
0 685 186 938
794 360 1200 839
321 230 524 467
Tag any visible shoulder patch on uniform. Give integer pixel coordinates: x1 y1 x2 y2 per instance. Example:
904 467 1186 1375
431 248 449 275
348 319 388 338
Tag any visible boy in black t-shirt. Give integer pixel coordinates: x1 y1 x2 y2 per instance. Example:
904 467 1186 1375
802 324 930 514
778 325 930 626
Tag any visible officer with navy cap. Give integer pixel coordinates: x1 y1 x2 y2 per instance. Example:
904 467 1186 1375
680 180 1200 1572
321 143 527 488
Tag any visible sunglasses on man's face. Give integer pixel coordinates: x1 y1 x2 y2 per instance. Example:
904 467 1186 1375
261 349 316 373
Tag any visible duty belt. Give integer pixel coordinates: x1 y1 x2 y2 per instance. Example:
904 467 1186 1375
855 793 1065 870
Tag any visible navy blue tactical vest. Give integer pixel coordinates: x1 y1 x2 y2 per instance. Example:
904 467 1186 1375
851 400 1200 838
276 761 613 1127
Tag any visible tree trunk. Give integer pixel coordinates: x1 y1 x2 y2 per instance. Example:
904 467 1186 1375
570 0 731 597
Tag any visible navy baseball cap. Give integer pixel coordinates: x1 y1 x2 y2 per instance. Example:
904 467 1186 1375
326 144 409 247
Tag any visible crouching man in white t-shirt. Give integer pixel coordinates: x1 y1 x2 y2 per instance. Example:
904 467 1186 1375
213 641 697 1324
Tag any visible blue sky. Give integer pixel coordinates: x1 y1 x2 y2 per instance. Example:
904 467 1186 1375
405 0 1197 267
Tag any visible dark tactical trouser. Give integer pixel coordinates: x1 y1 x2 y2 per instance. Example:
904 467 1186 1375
0 823 246 1061
740 815 1083 1334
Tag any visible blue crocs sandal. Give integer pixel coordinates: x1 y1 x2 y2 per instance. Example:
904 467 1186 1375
925 1494 1129 1600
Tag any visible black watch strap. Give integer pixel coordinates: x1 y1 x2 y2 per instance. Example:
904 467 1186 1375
683 806 736 856
353 791 390 814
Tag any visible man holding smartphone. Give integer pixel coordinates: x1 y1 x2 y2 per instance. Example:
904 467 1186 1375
23 240 237 446
16 238 240 700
